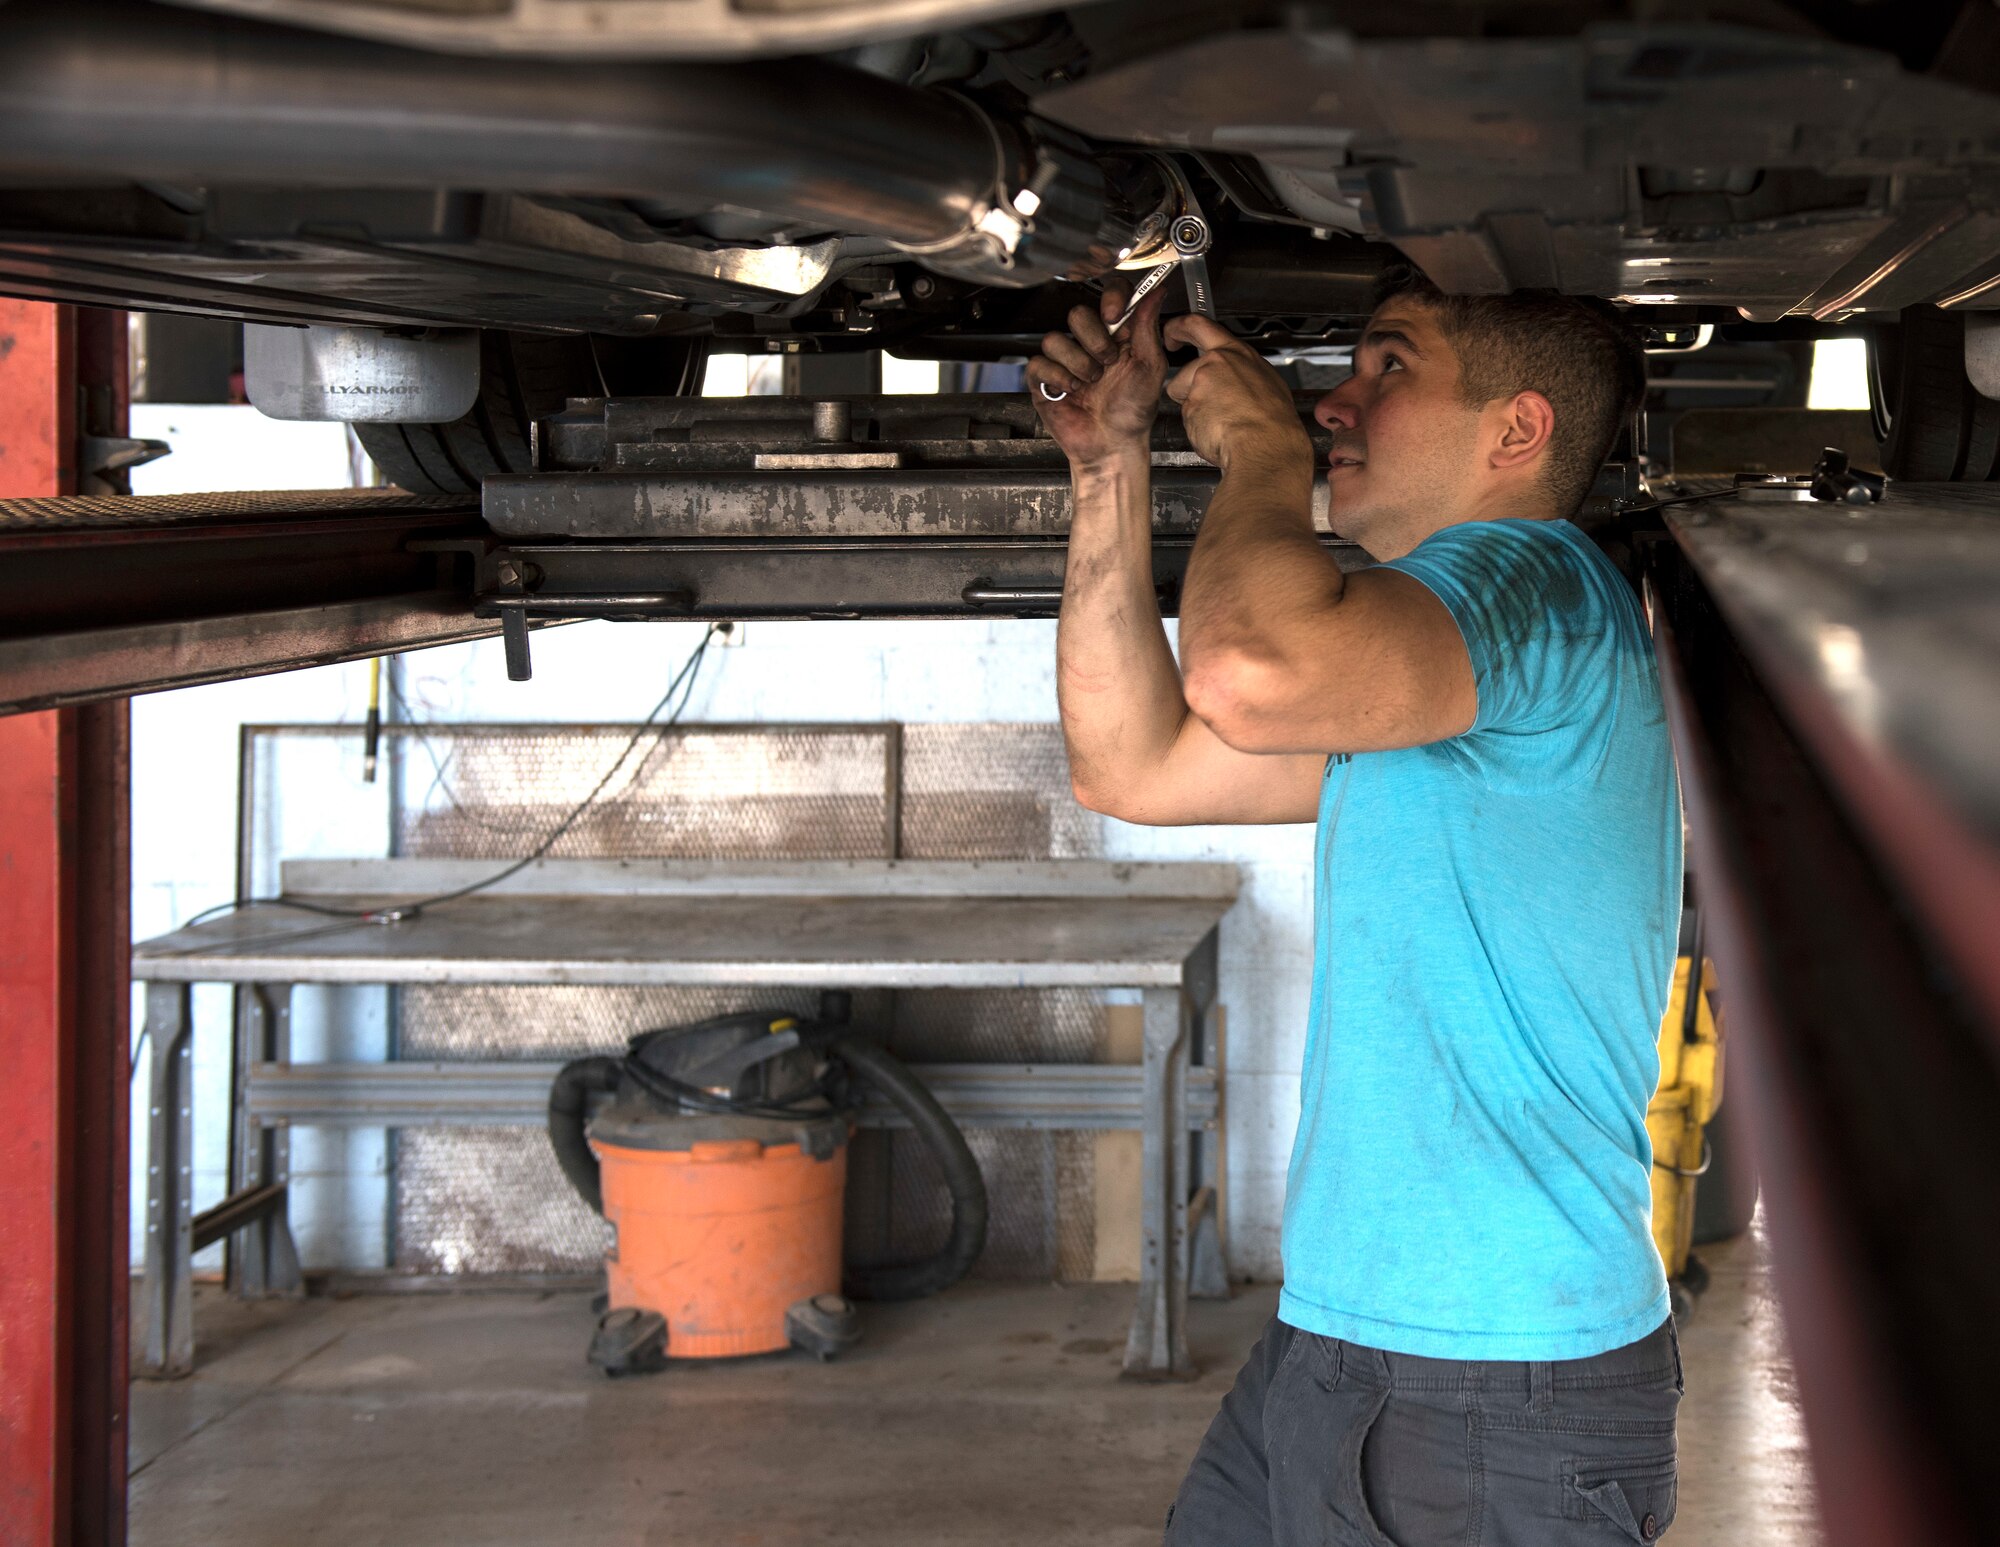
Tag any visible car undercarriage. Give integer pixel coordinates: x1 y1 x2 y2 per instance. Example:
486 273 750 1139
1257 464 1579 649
2 0 1998 492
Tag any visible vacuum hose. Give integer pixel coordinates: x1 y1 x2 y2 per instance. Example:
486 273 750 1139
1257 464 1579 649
831 1037 988 1304
545 1031 987 1301
546 1055 622 1216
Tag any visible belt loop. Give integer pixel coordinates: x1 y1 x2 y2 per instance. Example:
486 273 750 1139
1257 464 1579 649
1528 1360 1554 1414
1328 1338 1344 1389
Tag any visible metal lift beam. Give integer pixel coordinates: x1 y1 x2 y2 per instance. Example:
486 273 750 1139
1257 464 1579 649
0 392 1359 701
0 488 487 715
1645 484 2000 1547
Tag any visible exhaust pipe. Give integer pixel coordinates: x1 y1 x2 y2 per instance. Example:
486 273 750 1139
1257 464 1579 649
0 0 1153 285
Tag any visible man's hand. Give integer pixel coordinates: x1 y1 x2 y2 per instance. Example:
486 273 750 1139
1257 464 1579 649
1163 315 1312 474
1027 281 1168 468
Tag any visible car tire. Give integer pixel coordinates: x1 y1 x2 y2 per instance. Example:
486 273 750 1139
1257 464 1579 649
1869 305 2000 481
355 330 706 494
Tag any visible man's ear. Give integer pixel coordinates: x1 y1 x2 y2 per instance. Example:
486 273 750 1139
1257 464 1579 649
1488 390 1555 472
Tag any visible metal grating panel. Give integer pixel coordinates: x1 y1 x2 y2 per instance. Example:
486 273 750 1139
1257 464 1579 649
888 988 1100 1065
1054 1130 1094 1282
394 1126 610 1274
396 724 896 862
901 723 1100 860
0 488 470 530
397 984 831 1061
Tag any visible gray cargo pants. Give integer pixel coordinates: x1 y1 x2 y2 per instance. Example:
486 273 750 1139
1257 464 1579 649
1163 1316 1681 1546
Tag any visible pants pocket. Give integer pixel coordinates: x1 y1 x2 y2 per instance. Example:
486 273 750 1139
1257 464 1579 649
1348 1385 1401 1547
1566 1452 1677 1541
1351 1388 1473 1547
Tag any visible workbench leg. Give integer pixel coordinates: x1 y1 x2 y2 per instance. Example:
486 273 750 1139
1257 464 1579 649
231 984 302 1297
142 982 195 1378
1124 986 1193 1380
1188 1190 1229 1301
1182 928 1230 1301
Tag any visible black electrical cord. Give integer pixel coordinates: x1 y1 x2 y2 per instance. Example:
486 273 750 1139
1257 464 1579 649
164 625 723 952
1632 486 1742 512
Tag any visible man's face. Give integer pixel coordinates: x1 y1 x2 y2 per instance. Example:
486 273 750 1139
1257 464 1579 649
1312 302 1486 558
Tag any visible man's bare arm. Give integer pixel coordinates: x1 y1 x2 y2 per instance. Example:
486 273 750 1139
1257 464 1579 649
1029 290 1323 826
1164 316 1477 755
1056 445 1324 825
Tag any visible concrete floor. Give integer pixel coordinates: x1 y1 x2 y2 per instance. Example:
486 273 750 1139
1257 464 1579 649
131 1224 1820 1547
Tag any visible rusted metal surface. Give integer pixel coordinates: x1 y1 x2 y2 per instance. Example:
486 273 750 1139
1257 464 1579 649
189 1183 289 1256
0 393 1351 695
462 392 1356 673
495 390 1337 539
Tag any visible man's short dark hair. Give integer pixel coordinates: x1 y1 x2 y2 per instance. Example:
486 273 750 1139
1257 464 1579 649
1370 266 1646 516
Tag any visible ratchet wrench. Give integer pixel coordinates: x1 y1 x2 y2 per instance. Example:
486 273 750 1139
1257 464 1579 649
1035 261 1173 402
1039 172 1215 403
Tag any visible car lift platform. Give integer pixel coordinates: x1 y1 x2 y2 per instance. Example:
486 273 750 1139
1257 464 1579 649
1641 480 2000 1524
0 393 1355 707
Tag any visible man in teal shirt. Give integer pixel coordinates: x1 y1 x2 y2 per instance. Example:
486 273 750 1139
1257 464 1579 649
1031 268 1682 1544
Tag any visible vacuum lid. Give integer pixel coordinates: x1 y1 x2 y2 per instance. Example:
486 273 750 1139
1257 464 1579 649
588 1102 848 1158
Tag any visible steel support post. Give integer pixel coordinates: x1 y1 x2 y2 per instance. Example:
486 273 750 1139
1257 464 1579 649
1181 928 1230 1301
0 298 131 1547
140 984 194 1378
228 985 302 1298
1124 985 1193 1380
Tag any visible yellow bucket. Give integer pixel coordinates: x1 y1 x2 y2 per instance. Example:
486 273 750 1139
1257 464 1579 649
1647 956 1722 1279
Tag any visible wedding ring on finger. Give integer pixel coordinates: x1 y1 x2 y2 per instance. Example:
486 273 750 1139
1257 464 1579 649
1038 381 1069 402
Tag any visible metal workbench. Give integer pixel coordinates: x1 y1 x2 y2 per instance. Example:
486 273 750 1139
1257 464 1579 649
133 857 1237 1382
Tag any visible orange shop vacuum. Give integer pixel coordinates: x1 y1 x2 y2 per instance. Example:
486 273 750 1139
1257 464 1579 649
546 993 987 1375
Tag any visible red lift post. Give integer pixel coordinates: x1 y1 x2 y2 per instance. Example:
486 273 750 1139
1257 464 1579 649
0 298 132 1547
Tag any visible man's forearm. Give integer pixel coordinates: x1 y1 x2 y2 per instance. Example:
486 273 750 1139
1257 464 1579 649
1179 440 1335 680
1057 448 1194 806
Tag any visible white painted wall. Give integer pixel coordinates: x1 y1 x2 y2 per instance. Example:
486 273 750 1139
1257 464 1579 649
128 407 390 1273
127 410 1313 1281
